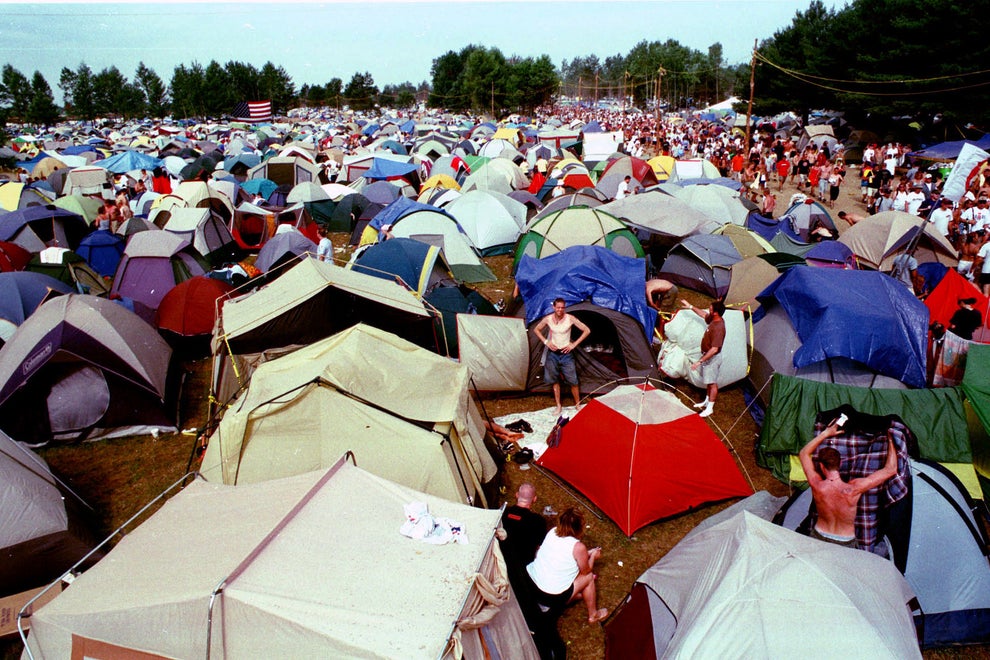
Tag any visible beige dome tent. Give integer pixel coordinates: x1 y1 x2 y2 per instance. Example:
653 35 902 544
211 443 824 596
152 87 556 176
202 324 497 506
22 461 537 659
838 210 958 271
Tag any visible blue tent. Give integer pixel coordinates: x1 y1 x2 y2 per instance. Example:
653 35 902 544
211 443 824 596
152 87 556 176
582 121 603 133
351 237 451 296
515 245 654 337
0 271 72 342
364 157 418 180
369 197 458 236
76 229 125 278
97 151 164 174
240 178 277 201
755 267 929 388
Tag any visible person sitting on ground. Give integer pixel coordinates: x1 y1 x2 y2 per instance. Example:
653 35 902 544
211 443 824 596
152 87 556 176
526 507 608 625
949 297 983 340
798 418 898 550
483 420 525 444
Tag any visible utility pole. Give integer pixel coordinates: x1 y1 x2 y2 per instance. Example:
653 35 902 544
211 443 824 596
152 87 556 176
656 66 665 122
624 71 630 109
578 76 582 103
491 80 495 119
744 39 757 152
594 72 599 107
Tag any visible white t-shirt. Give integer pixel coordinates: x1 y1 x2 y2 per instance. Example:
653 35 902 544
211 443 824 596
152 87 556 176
905 191 925 216
616 180 630 199
978 242 990 274
316 236 332 261
929 207 953 236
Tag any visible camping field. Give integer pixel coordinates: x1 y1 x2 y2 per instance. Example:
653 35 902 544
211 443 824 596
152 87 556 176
9 174 990 659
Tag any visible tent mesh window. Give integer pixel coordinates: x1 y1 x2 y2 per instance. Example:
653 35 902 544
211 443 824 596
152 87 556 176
574 311 627 378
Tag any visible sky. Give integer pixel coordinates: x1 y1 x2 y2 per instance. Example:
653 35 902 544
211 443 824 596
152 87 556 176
0 0 849 102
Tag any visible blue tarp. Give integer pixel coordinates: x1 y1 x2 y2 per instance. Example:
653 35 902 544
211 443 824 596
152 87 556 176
97 150 164 174
677 177 742 191
364 157 417 180
368 197 460 239
755 268 929 388
515 245 655 337
907 135 990 160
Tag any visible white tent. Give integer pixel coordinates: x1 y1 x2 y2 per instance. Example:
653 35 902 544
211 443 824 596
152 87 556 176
23 461 538 659
605 510 921 659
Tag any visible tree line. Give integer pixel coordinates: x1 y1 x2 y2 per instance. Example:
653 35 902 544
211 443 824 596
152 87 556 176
1 0 988 132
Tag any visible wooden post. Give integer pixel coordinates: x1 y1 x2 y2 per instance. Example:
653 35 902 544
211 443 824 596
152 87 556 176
744 39 757 152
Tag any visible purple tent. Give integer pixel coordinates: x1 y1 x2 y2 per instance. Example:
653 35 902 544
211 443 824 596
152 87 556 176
110 231 208 313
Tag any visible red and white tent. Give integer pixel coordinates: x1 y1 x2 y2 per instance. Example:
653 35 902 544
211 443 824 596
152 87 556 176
536 383 752 535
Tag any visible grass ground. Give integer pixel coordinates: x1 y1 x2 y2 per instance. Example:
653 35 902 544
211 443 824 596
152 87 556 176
8 174 989 659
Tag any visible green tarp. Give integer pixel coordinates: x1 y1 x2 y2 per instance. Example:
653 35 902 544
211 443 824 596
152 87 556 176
758 373 972 484
960 345 990 501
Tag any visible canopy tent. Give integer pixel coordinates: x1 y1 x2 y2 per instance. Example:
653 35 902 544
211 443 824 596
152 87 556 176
0 294 174 445
604 508 920 659
201 324 497 506
23 461 537 660
537 384 752 535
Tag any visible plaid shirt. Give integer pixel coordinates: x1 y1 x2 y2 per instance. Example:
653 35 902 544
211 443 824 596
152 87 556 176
811 411 912 555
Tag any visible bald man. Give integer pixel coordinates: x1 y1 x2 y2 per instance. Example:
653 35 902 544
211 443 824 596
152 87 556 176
500 483 549 568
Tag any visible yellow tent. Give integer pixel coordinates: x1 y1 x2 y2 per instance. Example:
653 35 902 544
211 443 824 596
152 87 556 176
420 173 460 192
648 155 677 181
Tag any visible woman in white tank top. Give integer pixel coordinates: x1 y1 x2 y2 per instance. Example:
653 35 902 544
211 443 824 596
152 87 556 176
525 507 609 624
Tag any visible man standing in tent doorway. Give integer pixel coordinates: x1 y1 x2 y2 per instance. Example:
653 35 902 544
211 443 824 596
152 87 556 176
681 299 725 418
799 420 898 549
533 298 591 416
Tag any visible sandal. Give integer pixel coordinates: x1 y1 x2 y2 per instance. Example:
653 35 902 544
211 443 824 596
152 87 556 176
588 607 609 625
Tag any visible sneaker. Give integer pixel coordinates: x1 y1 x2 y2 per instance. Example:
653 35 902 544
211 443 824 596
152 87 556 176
693 399 709 409
699 405 714 418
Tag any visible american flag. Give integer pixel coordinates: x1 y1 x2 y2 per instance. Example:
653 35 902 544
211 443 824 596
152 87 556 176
232 100 272 123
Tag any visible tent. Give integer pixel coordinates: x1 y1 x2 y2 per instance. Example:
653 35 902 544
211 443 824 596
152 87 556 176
351 236 455 297
723 255 782 311
838 210 959 271
96 150 163 174
110 231 209 313
379 199 497 283
201 324 497 506
23 461 537 659
537 384 752 535
75 228 124 278
0 271 72 345
750 267 930 406
657 234 743 298
0 294 175 444
0 429 100 597
961 345 990 502
155 275 234 339
514 206 643 268
595 155 659 199
25 247 109 297
598 190 722 242
0 205 90 253
230 201 277 250
62 165 113 198
444 189 527 256
210 257 437 408
162 207 241 267
604 507 920 659
0 240 31 272
776 457 990 648
246 155 321 188
253 229 314 273
661 182 749 226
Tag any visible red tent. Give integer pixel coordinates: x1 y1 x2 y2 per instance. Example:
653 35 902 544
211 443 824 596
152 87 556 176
536 383 752 535
0 240 30 272
155 275 233 337
925 268 990 342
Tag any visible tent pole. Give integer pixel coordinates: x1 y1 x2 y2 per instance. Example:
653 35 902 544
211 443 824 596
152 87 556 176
531 464 603 520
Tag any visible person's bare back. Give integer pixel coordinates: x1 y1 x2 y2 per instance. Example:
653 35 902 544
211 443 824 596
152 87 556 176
798 420 899 543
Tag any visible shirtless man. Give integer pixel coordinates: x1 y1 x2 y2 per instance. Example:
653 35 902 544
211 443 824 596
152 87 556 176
798 419 898 549
532 298 591 415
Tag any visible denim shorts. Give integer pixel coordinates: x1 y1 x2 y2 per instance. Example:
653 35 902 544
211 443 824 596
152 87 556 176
544 349 578 386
